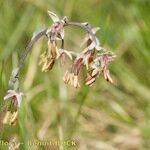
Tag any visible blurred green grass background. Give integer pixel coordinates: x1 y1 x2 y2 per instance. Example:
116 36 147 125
0 0 150 149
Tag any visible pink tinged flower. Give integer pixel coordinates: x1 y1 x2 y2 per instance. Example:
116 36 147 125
63 57 83 88
100 51 116 66
71 57 83 75
47 11 65 40
4 90 24 108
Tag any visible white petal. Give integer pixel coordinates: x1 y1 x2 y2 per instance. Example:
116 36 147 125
92 27 100 34
4 93 14 100
4 90 16 100
48 11 60 22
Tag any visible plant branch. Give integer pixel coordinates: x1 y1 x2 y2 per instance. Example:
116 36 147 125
18 29 47 70
8 21 98 89
65 21 97 45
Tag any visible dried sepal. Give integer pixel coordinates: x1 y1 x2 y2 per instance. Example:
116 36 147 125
83 51 93 69
102 66 113 83
63 71 80 88
3 111 18 126
39 41 57 72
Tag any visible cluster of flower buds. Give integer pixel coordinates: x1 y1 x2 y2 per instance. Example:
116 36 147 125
39 11 116 88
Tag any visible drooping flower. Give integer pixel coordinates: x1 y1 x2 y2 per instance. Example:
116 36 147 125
39 11 67 72
39 41 58 72
98 51 116 83
102 66 113 83
3 111 18 126
99 51 116 67
83 50 93 69
63 70 80 88
46 11 66 41
38 11 116 87
63 57 83 88
84 50 116 86
4 90 24 108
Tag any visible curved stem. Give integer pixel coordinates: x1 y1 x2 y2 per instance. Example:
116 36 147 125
18 29 47 70
65 21 97 45
8 21 96 89
8 29 47 89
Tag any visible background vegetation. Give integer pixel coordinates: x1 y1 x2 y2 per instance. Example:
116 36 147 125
0 0 150 149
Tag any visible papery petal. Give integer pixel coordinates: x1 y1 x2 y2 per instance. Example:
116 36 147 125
48 11 60 22
4 90 16 100
3 90 24 108
4 93 15 101
91 27 100 34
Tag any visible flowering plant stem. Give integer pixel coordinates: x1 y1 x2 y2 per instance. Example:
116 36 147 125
8 21 97 89
4 11 115 127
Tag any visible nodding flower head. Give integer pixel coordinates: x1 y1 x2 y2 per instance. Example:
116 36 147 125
63 57 83 88
63 71 80 88
4 90 24 108
83 50 94 69
39 40 58 72
46 11 65 41
39 11 116 88
98 51 116 66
